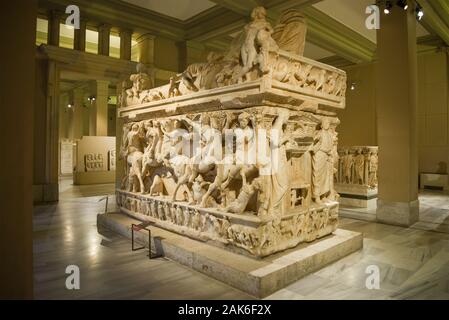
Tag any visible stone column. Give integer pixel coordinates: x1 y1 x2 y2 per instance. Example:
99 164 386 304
48 9 62 46
89 96 96 136
43 60 61 202
60 93 69 139
74 19 87 51
72 87 84 139
119 29 133 61
90 80 109 136
376 5 419 226
136 33 155 65
0 0 36 299
98 24 111 56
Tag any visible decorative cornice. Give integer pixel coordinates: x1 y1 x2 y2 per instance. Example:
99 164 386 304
318 56 354 69
185 7 246 41
38 0 185 40
300 7 376 63
416 0 449 45
39 44 136 81
38 45 176 83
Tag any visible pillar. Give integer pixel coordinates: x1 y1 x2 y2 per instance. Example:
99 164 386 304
74 19 87 51
89 80 109 136
72 88 84 139
0 1 36 299
42 60 61 202
48 9 62 46
136 33 155 65
59 93 69 139
119 29 133 60
98 24 111 56
376 4 419 226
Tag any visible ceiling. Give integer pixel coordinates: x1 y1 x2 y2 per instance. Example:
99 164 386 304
313 0 429 43
116 0 439 62
121 0 217 20
37 0 449 66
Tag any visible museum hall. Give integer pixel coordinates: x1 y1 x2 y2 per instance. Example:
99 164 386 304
1 0 449 301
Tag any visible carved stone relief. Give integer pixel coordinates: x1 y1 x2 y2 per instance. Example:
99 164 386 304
115 6 347 258
84 153 104 172
335 146 378 189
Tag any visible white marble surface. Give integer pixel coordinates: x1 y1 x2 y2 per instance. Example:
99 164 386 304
33 178 449 300
340 190 449 234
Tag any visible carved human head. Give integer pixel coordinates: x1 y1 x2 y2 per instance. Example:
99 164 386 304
286 122 295 132
201 114 210 126
252 177 263 190
238 112 251 128
251 6 267 21
210 115 222 130
173 119 181 129
132 123 139 131
321 118 330 130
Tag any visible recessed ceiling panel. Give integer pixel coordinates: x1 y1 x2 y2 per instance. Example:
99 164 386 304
313 0 429 43
121 0 216 21
304 42 334 60
313 0 376 43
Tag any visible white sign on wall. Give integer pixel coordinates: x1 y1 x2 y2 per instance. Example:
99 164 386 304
61 141 74 175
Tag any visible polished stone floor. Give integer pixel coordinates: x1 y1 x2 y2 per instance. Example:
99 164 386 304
340 190 449 234
33 177 449 299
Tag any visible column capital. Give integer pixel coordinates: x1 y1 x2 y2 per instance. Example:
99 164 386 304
48 9 64 20
98 23 112 32
119 28 133 36
95 80 110 96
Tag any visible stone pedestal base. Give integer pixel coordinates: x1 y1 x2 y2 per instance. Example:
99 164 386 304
98 212 363 298
73 171 115 185
376 199 419 227
335 184 377 209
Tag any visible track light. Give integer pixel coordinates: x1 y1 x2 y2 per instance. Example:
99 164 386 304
416 3 424 20
384 0 392 14
396 0 408 10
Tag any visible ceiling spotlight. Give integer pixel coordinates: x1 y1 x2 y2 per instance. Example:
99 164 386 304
384 0 392 14
397 0 408 10
350 83 356 91
67 104 72 108
416 4 424 20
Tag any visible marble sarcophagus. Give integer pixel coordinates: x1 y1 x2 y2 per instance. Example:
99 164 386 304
116 7 347 258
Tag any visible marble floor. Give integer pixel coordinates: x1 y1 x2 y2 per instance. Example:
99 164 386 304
33 178 449 299
340 190 449 234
